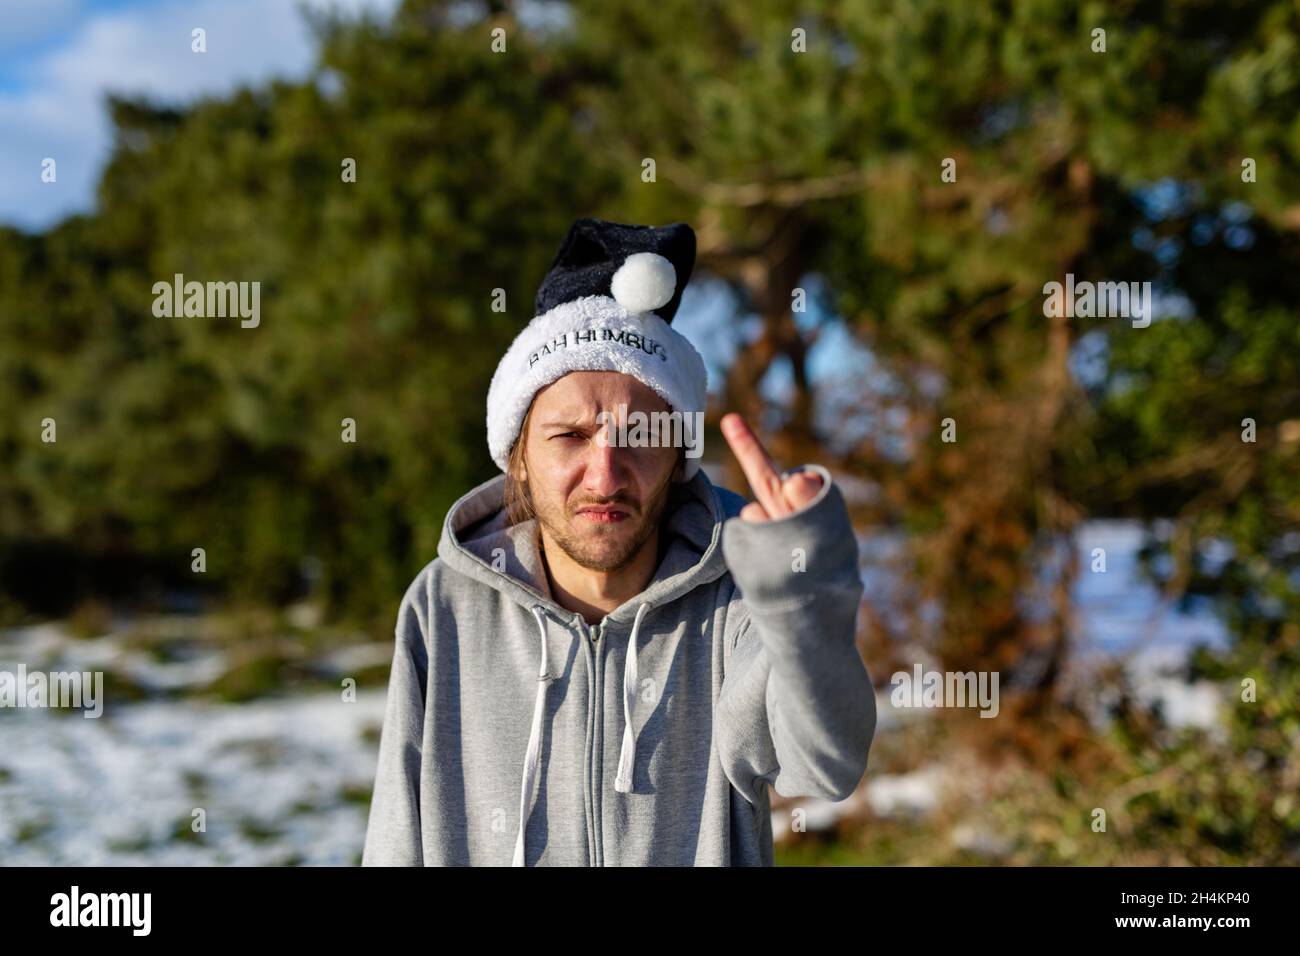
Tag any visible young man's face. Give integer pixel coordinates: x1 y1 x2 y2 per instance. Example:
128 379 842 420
516 371 683 572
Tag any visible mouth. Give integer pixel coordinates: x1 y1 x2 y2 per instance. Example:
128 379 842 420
574 505 632 524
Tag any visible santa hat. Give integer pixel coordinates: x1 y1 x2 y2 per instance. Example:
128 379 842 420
486 217 708 481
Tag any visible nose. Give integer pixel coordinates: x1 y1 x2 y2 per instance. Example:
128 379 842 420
582 423 627 498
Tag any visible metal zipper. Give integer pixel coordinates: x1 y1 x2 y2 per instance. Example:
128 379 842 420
590 618 604 867
577 615 599 867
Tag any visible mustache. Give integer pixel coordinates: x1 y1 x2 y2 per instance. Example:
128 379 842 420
569 493 639 513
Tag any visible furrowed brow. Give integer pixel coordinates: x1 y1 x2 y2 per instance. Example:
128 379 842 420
538 416 597 431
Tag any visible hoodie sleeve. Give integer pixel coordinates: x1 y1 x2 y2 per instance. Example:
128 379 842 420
361 571 430 866
715 464 876 805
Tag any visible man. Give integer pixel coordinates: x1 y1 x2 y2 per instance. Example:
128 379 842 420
362 217 876 866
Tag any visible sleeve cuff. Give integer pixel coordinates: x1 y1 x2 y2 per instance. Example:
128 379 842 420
720 463 861 608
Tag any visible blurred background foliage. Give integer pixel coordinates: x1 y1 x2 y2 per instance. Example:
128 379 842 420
1 0 1297 864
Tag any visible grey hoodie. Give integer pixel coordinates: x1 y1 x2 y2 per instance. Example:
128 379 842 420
361 461 876 866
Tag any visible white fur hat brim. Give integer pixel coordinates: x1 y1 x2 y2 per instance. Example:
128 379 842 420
486 295 708 482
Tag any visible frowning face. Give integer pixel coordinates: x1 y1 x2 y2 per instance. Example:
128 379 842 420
514 371 682 572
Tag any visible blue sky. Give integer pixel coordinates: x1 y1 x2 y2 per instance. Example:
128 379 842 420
0 0 400 231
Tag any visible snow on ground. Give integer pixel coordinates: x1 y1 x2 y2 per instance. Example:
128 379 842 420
0 689 386 865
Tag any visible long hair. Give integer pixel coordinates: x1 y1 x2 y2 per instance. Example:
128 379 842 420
503 402 538 527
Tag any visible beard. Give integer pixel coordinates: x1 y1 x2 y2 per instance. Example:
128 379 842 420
530 470 676 573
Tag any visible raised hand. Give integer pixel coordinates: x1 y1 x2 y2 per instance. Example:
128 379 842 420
719 413 824 523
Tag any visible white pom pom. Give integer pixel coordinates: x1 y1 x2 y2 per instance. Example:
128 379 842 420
610 252 676 314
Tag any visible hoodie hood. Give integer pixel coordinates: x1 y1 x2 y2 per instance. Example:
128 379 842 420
435 465 746 865
436 466 740 626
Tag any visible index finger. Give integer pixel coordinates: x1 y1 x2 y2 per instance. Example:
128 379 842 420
720 413 790 518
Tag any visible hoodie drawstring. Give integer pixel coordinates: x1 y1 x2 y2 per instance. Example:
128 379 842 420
614 602 651 793
514 601 652 865
514 605 553 867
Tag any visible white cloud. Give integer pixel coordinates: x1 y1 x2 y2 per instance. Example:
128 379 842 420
0 0 399 231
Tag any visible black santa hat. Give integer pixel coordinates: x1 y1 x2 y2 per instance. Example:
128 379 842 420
486 217 708 480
